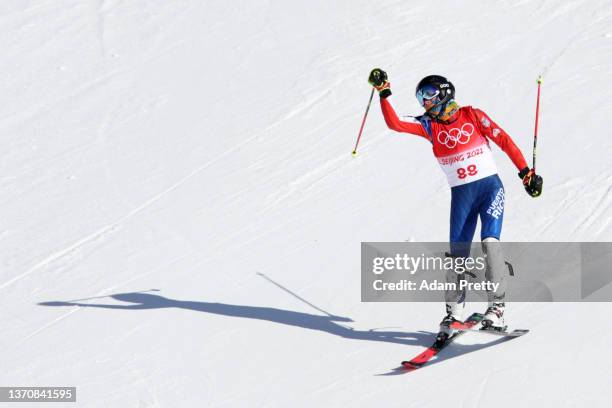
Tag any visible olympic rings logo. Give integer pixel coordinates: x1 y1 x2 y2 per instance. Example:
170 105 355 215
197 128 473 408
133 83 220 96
437 123 474 148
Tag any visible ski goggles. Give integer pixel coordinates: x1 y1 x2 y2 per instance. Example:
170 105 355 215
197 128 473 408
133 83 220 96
416 85 440 107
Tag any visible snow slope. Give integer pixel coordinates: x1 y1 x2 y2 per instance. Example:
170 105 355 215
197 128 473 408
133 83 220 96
1 0 611 406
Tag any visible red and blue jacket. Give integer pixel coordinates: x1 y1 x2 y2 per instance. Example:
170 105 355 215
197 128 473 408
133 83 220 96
380 97 527 187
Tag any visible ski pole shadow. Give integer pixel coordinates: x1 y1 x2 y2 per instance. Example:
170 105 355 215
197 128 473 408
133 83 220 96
39 291 435 347
377 334 516 376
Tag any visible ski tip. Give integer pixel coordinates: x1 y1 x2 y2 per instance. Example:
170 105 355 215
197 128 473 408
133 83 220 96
401 361 419 370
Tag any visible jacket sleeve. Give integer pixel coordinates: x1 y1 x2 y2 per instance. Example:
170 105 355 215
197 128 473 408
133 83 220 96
472 108 528 170
380 97 429 139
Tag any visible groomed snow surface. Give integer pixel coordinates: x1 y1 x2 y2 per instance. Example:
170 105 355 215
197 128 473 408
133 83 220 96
1 1 612 407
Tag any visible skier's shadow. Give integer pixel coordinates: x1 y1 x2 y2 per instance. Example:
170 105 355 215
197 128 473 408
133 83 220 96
39 291 512 374
38 291 433 347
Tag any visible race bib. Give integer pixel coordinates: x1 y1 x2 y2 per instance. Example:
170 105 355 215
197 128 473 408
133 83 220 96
437 145 498 187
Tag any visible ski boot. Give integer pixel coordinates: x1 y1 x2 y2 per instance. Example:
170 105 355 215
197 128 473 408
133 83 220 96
438 302 465 340
482 302 507 331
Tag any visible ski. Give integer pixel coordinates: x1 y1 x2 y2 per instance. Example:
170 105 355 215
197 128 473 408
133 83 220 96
453 325 530 337
449 313 530 337
401 331 464 371
477 328 530 337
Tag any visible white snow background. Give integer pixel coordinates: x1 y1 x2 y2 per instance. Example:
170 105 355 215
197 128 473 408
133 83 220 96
1 0 611 407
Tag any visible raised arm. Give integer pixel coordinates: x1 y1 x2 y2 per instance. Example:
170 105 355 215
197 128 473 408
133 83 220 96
368 68 428 139
380 97 429 138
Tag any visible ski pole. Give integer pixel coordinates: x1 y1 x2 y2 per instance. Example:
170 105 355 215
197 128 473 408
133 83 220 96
351 87 376 156
256 272 335 317
532 75 543 171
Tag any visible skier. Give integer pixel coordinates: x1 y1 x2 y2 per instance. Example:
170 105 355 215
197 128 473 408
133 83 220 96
367 69 543 335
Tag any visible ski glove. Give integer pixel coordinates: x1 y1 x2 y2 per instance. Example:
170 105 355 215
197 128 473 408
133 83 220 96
518 167 543 197
368 68 392 98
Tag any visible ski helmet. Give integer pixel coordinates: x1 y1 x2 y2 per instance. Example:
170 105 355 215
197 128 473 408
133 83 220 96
415 75 455 110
